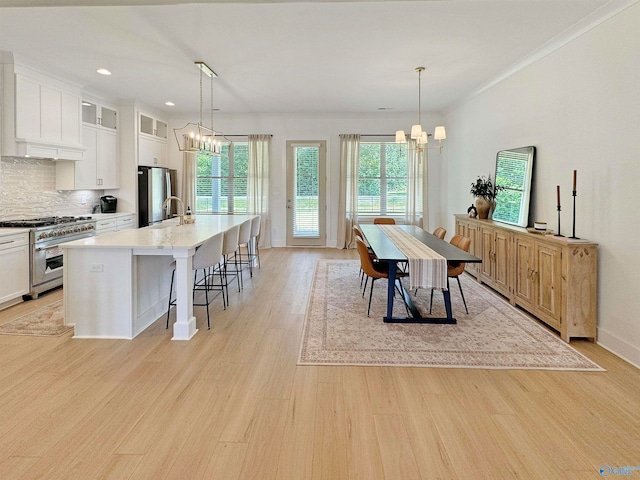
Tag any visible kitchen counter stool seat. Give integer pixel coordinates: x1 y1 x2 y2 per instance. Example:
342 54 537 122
166 231 225 330
233 218 254 284
219 224 241 305
248 215 262 270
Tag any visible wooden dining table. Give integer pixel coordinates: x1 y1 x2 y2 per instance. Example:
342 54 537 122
359 224 482 324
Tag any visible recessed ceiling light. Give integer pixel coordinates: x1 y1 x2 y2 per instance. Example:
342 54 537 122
96 68 112 76
165 101 175 106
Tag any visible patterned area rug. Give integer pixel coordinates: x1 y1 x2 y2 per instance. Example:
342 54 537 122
0 300 72 337
298 260 603 370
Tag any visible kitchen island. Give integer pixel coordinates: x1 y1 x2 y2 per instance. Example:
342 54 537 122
61 214 256 340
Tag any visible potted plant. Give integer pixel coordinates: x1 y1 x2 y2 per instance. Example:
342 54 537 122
470 175 503 219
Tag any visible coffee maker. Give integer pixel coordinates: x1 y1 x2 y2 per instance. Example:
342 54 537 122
100 195 117 213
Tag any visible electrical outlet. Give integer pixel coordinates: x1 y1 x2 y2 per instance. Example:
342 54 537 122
90 263 104 273
81 196 86 204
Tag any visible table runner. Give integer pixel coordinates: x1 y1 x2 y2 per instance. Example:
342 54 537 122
378 225 448 290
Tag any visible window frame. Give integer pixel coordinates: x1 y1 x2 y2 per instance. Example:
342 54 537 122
357 140 408 218
195 141 249 215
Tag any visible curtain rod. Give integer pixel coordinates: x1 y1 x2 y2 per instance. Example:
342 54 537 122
360 133 433 137
214 134 273 138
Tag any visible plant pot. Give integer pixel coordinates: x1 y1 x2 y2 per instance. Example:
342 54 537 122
475 197 491 219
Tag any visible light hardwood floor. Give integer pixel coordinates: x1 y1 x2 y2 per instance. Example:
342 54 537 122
0 247 638 479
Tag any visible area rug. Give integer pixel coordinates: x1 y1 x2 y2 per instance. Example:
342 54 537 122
298 260 603 371
0 300 72 337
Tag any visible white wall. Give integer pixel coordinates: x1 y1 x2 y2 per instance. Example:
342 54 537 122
443 3 640 365
168 112 446 248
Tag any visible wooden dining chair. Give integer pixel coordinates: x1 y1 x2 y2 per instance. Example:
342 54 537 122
433 227 447 240
356 236 408 316
430 234 471 314
353 225 378 290
373 217 396 225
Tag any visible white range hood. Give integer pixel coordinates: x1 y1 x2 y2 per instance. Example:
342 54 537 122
1 52 85 161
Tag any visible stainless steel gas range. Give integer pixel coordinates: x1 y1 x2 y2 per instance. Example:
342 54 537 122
0 216 97 298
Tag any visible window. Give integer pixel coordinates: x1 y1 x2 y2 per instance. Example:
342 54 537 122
358 142 407 216
196 142 248 214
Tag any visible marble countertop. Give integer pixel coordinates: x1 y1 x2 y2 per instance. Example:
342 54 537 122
61 214 256 250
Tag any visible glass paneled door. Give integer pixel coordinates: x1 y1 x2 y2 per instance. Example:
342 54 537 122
286 141 326 246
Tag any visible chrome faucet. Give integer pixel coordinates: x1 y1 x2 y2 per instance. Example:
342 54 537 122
162 196 185 225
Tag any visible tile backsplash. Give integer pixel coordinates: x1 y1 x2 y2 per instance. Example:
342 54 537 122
0 156 103 220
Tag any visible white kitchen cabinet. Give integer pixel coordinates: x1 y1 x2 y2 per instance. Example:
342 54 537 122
95 214 135 234
116 214 135 231
10 72 84 159
138 135 167 167
138 112 168 167
95 218 117 235
55 126 118 190
139 113 167 139
82 100 117 130
0 232 29 306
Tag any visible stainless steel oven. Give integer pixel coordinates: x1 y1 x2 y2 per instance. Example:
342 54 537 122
0 216 96 298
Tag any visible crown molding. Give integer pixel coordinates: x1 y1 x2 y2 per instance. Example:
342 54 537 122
443 0 640 116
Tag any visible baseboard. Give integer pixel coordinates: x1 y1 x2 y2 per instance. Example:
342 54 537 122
597 328 640 369
0 296 24 311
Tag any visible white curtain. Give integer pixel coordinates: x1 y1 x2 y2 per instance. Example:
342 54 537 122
247 134 271 248
405 139 428 228
182 135 197 214
337 134 360 249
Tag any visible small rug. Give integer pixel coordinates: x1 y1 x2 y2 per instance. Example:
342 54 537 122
0 300 72 337
298 260 603 371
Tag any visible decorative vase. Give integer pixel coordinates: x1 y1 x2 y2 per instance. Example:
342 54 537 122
475 197 491 219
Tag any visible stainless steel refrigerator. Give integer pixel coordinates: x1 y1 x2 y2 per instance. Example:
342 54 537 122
137 166 177 227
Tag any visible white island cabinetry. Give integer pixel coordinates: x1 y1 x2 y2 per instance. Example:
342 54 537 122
62 215 255 340
0 230 29 308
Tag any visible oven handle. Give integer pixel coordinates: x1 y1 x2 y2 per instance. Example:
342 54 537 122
34 232 95 250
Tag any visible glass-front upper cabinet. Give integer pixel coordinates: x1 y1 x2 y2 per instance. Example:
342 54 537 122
139 113 167 139
140 114 154 136
156 120 167 139
82 101 117 130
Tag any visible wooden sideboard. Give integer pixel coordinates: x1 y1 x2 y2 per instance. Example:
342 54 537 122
454 215 597 342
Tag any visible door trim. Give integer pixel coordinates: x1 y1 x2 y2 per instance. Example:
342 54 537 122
286 140 326 246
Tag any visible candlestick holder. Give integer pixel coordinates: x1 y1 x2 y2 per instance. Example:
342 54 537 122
570 190 579 239
554 206 564 237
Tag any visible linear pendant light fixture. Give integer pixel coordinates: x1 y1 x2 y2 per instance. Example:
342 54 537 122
395 66 446 151
173 61 223 155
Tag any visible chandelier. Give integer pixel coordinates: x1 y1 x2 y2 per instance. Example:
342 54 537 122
173 61 222 155
395 67 446 151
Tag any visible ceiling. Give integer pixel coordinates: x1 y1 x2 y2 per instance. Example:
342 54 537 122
0 0 624 116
